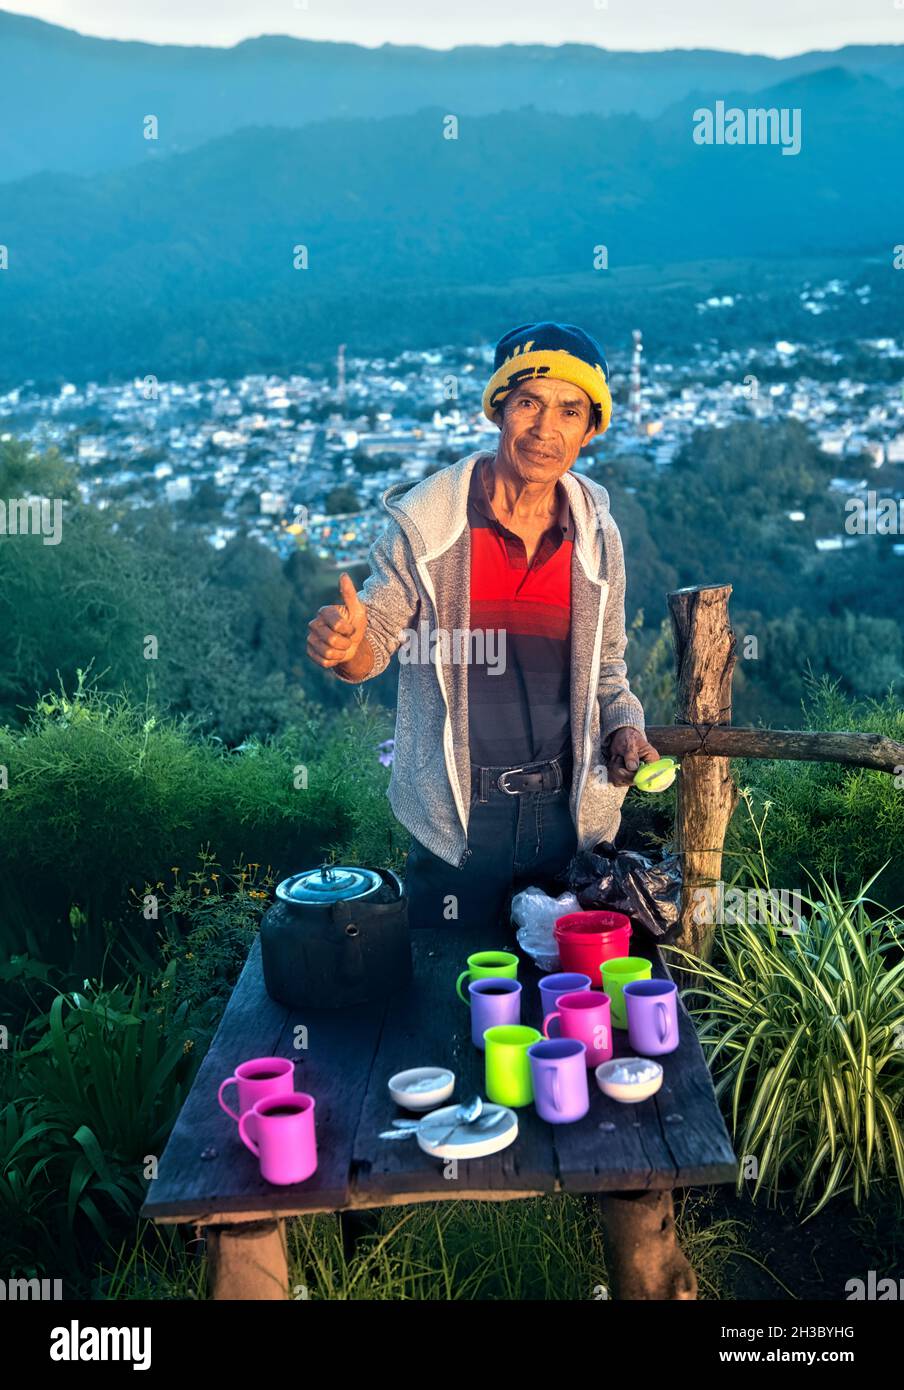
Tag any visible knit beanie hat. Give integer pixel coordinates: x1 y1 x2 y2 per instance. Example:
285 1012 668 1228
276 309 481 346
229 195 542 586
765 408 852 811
482 321 613 436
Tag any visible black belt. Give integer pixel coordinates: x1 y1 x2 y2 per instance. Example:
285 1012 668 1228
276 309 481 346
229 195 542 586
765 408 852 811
471 755 572 798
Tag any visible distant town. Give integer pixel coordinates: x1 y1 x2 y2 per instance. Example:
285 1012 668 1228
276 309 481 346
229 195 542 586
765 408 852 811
3 279 903 566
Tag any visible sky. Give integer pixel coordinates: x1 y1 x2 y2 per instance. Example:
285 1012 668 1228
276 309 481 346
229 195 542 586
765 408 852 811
6 0 904 54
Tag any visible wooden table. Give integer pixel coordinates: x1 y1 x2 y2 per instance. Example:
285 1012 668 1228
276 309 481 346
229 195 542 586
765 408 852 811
141 926 737 1299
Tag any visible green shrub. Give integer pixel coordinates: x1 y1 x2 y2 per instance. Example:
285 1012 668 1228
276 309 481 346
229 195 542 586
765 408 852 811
666 841 904 1217
0 679 396 972
0 1098 67 1275
143 849 274 1043
728 677 904 908
0 438 321 743
0 975 200 1281
0 851 286 1284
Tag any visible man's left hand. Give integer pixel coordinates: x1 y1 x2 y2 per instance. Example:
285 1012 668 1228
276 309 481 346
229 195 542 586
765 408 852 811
605 727 661 787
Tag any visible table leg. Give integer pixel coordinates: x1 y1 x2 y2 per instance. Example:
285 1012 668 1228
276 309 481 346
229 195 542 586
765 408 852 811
596 1190 697 1300
205 1219 289 1300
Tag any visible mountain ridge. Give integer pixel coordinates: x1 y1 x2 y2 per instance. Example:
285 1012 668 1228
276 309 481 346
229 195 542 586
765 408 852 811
2 8 903 180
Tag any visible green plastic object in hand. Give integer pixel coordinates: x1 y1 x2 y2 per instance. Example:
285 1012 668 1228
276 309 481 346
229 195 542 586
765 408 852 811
633 757 680 793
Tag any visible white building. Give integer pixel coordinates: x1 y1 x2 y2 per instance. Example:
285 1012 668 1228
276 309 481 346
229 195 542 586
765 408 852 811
78 436 106 463
165 477 192 503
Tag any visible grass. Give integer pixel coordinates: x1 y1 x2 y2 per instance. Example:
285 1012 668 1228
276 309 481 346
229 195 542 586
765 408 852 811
96 1225 208 1300
97 1191 747 1301
289 1199 610 1301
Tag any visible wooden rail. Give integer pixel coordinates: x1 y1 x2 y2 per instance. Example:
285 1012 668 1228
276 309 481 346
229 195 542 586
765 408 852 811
646 727 904 775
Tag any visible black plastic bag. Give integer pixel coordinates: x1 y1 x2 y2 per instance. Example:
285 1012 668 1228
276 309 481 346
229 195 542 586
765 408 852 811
563 842 682 943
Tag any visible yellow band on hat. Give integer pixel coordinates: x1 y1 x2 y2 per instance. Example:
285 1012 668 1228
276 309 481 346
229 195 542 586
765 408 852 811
482 348 612 436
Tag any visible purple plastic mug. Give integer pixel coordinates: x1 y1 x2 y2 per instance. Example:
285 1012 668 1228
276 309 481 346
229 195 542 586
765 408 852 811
466 977 522 1050
538 974 592 1037
624 979 679 1055
528 1038 590 1124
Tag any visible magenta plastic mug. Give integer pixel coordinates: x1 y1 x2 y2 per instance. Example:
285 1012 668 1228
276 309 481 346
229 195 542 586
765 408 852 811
239 1093 317 1185
218 1056 295 1121
528 1038 590 1124
467 977 522 1050
624 979 679 1056
543 990 613 1068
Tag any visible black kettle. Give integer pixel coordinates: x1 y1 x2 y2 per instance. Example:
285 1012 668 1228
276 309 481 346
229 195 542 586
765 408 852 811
260 862 411 1010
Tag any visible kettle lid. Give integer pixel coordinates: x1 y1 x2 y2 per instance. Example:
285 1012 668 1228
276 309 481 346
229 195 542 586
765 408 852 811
276 863 382 905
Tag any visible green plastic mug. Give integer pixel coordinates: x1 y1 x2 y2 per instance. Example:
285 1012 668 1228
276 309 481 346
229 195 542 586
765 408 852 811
484 1024 542 1107
601 957 653 1029
456 951 519 1003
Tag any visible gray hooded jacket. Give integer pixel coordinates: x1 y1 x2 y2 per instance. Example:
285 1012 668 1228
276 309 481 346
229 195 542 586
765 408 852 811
337 450 647 867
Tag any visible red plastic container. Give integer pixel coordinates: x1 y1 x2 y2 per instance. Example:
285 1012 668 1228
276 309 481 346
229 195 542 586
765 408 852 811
554 911 632 978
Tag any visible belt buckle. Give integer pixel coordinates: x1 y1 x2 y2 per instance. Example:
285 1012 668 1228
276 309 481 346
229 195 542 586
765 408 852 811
498 766 526 795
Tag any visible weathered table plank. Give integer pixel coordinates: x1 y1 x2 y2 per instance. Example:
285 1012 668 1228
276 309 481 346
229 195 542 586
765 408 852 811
142 925 736 1225
519 954 679 1193
528 948 738 1192
142 938 388 1219
349 925 558 1202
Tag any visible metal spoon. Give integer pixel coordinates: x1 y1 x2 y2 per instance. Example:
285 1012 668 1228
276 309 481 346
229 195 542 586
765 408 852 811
380 1114 453 1140
420 1094 484 1148
380 1101 496 1144
376 1119 422 1139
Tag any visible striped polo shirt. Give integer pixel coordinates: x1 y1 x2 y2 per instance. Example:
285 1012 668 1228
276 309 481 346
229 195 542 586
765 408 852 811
467 456 573 768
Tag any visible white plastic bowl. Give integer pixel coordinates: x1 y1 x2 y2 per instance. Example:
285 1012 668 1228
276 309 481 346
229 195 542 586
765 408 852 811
595 1057 664 1103
388 1066 455 1111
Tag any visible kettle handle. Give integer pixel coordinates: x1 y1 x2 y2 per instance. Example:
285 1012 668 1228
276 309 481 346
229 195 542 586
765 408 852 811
382 869 403 899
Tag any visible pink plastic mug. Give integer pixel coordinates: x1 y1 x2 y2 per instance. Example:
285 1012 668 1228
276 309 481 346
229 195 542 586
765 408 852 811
218 1056 295 1121
543 989 613 1068
239 1092 318 1185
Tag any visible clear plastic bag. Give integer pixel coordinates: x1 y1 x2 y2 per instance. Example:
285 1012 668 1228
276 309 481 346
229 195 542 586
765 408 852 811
511 887 581 972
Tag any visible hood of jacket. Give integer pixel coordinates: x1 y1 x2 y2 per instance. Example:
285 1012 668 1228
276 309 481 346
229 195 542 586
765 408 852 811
379 450 614 583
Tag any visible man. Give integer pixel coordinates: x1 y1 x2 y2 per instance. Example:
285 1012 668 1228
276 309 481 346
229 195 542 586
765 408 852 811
307 321 659 929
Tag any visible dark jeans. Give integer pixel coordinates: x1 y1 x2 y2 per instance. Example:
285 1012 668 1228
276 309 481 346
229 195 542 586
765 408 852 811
404 781 578 933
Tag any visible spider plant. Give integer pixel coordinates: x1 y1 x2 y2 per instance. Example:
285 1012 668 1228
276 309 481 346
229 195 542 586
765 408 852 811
664 802 904 1218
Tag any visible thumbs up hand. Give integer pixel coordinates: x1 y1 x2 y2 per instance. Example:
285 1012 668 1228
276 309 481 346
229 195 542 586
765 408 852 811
307 572 369 669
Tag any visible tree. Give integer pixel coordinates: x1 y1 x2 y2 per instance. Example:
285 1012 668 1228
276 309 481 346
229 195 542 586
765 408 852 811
325 486 361 515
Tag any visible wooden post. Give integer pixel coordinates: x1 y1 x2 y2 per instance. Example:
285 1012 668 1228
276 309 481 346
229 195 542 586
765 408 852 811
667 584 738 962
597 1190 697 1300
206 1220 289 1300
